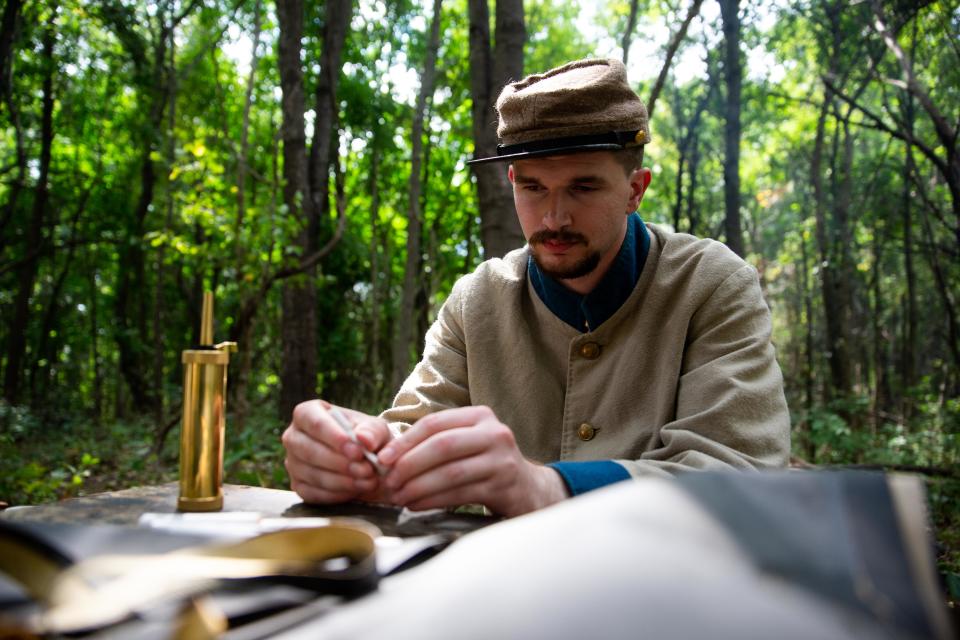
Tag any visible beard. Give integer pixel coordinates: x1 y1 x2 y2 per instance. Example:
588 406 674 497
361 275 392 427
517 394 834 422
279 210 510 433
528 229 601 281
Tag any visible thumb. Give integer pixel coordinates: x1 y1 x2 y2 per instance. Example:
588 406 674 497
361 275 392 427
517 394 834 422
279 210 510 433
354 418 392 452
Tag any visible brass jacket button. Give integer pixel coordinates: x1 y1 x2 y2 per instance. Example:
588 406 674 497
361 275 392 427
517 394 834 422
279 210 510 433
579 342 601 359
577 423 596 441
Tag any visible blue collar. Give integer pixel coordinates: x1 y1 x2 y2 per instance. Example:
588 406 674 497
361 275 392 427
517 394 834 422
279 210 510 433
528 213 650 332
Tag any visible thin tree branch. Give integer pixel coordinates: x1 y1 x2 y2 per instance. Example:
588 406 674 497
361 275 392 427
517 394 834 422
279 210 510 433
869 0 957 152
907 168 959 251
171 0 205 30
822 74 950 179
647 0 705 121
621 0 639 65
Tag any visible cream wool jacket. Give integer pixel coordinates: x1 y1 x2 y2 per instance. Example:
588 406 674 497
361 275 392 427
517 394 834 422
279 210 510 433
381 223 790 481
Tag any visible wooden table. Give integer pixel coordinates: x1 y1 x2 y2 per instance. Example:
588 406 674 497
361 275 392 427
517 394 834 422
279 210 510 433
0 482 497 537
1 483 299 525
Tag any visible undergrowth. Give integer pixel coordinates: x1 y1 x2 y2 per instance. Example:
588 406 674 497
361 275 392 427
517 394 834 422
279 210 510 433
0 401 287 506
1 397 957 604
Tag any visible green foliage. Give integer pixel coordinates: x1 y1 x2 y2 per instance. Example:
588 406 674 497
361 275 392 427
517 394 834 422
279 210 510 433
223 405 288 489
0 401 174 505
0 400 288 506
792 392 960 576
795 388 959 467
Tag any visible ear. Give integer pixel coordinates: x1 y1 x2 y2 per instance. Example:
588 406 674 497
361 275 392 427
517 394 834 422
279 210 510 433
627 168 652 212
507 164 515 183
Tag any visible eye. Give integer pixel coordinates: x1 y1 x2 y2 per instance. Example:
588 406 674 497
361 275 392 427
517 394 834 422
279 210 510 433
571 184 597 193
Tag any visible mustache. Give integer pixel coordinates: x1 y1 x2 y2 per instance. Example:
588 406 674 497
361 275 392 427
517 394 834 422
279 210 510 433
528 229 587 245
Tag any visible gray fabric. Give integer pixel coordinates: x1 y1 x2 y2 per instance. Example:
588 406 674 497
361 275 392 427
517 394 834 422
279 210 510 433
676 470 939 639
274 472 951 640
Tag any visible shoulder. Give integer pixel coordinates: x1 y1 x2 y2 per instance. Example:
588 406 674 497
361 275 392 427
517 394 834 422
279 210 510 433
643 223 761 309
434 246 528 325
450 246 529 301
647 222 748 279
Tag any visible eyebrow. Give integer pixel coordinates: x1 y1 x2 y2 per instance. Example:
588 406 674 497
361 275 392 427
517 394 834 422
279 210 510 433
513 173 609 185
512 174 541 185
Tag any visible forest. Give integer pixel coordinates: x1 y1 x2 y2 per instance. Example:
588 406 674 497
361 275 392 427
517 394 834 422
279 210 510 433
0 0 958 580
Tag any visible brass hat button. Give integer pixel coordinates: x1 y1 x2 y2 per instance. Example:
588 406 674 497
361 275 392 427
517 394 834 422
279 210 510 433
579 342 601 360
577 423 596 441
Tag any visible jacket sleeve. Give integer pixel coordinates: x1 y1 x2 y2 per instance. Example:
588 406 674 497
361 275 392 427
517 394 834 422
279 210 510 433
379 279 471 435
622 264 790 479
553 264 791 495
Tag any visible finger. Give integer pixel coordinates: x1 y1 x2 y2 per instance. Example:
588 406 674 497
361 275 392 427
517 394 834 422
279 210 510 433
329 406 391 464
290 477 360 505
384 426 490 491
285 455 377 494
389 452 498 507
291 400 354 454
353 417 392 452
378 405 493 465
403 485 487 512
283 426 352 475
294 401 384 465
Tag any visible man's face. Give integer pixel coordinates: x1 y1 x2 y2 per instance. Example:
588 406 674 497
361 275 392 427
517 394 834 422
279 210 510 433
509 152 651 294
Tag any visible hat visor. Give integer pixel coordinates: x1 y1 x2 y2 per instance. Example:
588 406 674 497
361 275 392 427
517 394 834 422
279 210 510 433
466 143 627 165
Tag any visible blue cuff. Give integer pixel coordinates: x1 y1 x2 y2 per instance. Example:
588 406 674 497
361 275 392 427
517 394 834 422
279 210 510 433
547 460 631 496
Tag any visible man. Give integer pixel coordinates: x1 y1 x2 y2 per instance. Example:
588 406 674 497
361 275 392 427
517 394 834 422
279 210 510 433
283 58 790 517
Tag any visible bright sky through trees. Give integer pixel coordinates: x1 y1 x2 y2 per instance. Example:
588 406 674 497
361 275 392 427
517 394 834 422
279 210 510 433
220 0 787 110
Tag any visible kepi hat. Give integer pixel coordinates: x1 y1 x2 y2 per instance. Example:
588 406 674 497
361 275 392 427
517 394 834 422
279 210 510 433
468 58 650 165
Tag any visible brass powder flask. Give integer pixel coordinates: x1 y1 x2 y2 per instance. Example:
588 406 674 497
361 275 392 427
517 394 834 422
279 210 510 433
178 291 237 512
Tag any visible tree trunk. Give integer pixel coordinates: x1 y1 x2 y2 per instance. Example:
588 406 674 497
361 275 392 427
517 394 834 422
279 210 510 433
832 116 857 390
621 0 639 65
152 27 178 431
307 0 352 406
276 0 352 418
899 28 918 419
229 0 263 428
89 263 103 422
114 142 157 409
0 0 24 250
799 226 816 461
101 2 193 412
718 0 744 257
686 134 702 235
32 185 89 403
235 0 262 246
367 148 383 400
671 80 712 232
812 87 852 403
308 0 351 241
919 202 960 381
391 0 443 393
811 1 853 404
0 0 21 103
869 228 890 434
276 0 319 420
468 0 525 259
3 14 54 404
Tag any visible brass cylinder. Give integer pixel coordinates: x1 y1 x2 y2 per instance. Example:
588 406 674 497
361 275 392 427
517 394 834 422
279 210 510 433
178 291 237 512
178 348 230 511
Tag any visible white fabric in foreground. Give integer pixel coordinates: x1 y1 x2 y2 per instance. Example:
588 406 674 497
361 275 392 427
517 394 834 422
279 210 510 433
275 478 920 640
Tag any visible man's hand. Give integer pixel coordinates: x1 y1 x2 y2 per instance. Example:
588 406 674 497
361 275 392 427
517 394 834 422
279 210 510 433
282 400 392 504
376 405 569 517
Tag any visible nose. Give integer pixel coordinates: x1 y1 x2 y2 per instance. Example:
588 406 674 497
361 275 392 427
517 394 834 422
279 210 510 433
542 191 572 230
